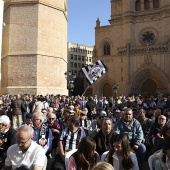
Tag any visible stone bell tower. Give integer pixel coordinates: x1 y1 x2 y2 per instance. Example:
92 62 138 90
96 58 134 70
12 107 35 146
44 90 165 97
1 0 68 95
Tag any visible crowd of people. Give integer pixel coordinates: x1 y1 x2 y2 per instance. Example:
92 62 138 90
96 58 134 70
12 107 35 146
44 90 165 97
0 93 170 169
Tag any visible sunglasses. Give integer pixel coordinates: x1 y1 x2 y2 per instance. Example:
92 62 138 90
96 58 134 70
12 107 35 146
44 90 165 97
49 118 55 120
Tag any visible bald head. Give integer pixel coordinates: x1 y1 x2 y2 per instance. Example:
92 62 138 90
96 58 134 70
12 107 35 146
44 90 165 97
17 125 34 139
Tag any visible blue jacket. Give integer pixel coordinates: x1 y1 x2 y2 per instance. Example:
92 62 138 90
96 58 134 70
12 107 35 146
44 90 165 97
113 118 143 146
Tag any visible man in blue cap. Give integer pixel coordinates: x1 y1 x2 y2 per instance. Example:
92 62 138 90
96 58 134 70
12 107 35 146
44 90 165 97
89 110 106 137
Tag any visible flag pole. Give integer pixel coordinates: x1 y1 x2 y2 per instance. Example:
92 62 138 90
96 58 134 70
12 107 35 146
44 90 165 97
82 84 91 96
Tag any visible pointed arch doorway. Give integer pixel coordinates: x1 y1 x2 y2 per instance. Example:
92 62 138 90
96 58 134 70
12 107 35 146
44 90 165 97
103 83 112 97
141 79 157 97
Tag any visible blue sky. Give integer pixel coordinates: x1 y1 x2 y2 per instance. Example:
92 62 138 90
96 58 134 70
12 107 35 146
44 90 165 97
68 0 111 46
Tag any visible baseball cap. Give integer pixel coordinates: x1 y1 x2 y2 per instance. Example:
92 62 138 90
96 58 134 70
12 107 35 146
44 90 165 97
0 115 10 125
26 113 33 119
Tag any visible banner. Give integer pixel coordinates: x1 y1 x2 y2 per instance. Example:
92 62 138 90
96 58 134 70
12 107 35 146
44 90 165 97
81 60 107 84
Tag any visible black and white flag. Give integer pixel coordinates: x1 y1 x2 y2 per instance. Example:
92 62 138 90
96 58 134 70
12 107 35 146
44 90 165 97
81 60 107 85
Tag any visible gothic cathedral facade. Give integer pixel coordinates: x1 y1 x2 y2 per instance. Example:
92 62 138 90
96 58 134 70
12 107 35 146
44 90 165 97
1 0 68 95
92 0 170 97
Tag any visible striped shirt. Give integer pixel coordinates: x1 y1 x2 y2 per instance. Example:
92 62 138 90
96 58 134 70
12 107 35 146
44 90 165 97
59 127 86 152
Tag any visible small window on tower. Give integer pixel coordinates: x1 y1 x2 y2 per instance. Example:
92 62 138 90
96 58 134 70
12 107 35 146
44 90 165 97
103 42 110 55
153 0 159 8
135 0 141 11
144 0 150 10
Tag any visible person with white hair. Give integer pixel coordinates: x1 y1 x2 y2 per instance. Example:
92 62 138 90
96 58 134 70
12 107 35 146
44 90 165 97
3 125 46 170
0 115 16 169
45 113 61 157
32 112 52 155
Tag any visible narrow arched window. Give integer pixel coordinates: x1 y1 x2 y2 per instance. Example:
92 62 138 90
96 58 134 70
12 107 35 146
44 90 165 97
153 0 159 8
144 0 150 10
103 42 110 55
135 0 141 11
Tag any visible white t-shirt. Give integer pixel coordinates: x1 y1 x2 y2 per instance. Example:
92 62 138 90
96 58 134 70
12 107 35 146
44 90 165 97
5 141 46 170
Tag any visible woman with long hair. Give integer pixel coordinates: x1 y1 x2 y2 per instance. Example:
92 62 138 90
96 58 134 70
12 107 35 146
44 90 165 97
68 136 100 170
106 134 139 170
152 136 170 170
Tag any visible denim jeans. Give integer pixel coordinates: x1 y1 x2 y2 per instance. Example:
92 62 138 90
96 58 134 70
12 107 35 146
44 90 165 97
133 143 146 167
22 112 28 123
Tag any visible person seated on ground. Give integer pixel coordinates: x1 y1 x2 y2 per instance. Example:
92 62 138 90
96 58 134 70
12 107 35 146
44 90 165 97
106 134 139 170
45 113 61 157
113 108 146 168
162 108 169 120
91 162 114 170
112 109 122 126
51 115 86 170
47 107 54 115
0 115 16 169
89 106 97 121
153 109 162 124
59 111 71 130
74 103 81 118
79 109 91 135
22 113 33 127
32 112 52 155
56 106 65 122
79 96 87 110
148 114 167 148
132 109 140 121
3 125 46 170
41 109 48 123
153 123 170 152
157 96 167 110
145 108 155 121
94 117 117 156
89 110 106 137
86 96 96 118
138 109 153 147
152 136 170 170
68 136 100 170
138 109 153 136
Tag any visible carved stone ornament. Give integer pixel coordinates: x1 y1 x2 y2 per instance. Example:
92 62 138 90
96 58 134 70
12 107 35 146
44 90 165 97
139 27 158 45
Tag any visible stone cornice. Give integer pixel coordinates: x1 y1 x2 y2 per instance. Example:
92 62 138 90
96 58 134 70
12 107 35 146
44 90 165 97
117 44 169 55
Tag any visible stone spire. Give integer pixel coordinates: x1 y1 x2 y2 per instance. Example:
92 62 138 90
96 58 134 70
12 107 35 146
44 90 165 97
96 18 100 27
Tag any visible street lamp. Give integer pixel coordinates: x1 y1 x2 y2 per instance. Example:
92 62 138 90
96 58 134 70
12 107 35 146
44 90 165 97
64 70 76 96
113 84 119 98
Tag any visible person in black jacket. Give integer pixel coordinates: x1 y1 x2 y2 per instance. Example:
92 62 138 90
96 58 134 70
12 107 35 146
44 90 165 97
94 117 117 156
0 115 16 169
86 96 96 120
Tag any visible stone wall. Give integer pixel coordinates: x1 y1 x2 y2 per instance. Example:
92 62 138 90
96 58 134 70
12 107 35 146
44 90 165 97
1 0 68 95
